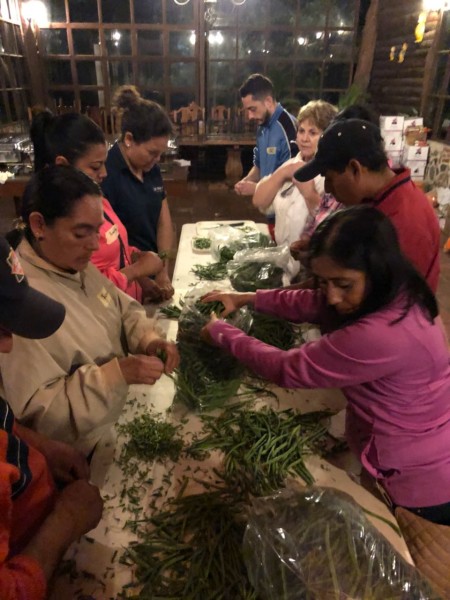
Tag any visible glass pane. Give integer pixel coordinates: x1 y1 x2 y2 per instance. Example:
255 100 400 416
329 0 356 28
49 90 75 107
1 22 18 53
138 61 164 86
142 89 164 104
208 30 235 60
166 1 193 25
13 25 23 54
8 0 19 22
105 30 131 56
7 90 17 120
434 54 450 95
208 88 233 107
323 62 351 88
239 32 266 59
269 0 297 25
80 90 102 108
12 58 26 86
137 31 163 56
209 62 234 90
170 62 195 87
0 27 4 53
11 90 27 121
73 30 100 55
3 57 17 87
439 98 450 140
76 61 102 85
0 0 10 20
267 64 294 98
108 60 133 87
296 31 325 58
238 0 269 26
0 92 8 122
170 91 195 110
267 32 295 58
134 0 162 24
46 59 72 84
101 0 130 23
294 62 321 88
236 61 265 87
68 0 98 22
40 28 68 54
298 0 327 27
442 12 450 50
41 0 65 22
169 31 194 57
208 2 236 28
326 30 354 60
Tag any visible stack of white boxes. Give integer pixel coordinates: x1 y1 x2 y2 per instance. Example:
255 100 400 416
379 116 429 183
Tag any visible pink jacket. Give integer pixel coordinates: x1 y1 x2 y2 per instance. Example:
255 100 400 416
209 288 450 508
91 198 142 302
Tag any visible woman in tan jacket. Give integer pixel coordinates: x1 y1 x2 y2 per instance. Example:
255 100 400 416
1 165 179 454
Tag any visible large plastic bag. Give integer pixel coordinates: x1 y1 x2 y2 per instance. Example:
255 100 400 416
227 245 291 291
243 486 438 600
209 225 272 263
175 284 252 411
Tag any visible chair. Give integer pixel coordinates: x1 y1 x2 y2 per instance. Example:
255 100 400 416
210 105 230 135
172 102 205 137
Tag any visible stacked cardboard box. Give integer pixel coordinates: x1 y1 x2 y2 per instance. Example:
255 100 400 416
379 116 429 183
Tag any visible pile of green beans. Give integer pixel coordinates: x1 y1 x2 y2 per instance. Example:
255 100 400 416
249 310 298 350
189 403 332 497
159 304 182 319
230 262 284 292
193 236 211 250
191 260 229 281
122 485 257 599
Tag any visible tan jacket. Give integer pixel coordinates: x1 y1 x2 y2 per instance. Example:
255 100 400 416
0 239 162 453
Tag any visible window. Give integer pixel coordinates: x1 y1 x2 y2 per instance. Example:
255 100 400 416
429 10 450 140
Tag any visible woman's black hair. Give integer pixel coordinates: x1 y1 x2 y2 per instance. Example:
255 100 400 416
112 85 173 143
7 165 101 247
308 206 438 325
30 110 106 172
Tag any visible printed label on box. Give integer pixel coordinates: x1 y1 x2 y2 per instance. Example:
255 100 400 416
379 116 405 131
403 117 424 131
383 131 403 151
402 145 429 161
405 160 427 178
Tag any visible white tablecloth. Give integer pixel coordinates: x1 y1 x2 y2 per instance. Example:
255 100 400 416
50 222 411 598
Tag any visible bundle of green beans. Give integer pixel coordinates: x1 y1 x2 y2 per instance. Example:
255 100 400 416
122 485 257 599
191 260 229 281
175 300 245 411
217 232 272 263
230 261 284 292
248 310 298 350
117 413 184 476
158 304 182 319
188 403 332 497
244 488 437 600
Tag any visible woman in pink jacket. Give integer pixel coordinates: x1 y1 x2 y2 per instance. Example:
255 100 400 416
29 111 169 302
201 206 450 524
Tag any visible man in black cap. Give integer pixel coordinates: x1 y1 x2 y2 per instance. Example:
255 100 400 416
294 118 440 293
0 237 103 599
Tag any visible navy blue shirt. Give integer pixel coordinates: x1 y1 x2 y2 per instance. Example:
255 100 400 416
101 143 166 253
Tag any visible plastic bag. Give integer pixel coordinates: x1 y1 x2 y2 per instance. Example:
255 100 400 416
227 245 291 291
209 225 272 263
175 284 252 411
243 486 438 600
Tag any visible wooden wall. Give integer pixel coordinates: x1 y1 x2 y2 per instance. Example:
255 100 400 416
368 0 441 119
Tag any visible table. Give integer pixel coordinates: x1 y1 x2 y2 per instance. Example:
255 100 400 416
178 136 255 185
49 222 412 598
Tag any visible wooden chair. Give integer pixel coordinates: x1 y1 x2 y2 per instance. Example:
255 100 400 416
172 102 205 137
210 105 230 135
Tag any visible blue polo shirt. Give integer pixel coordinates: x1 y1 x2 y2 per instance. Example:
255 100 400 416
254 103 297 177
101 143 165 253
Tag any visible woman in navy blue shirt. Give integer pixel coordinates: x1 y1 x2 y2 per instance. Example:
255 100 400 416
102 86 175 300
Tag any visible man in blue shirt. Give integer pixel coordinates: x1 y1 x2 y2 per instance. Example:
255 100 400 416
234 74 297 232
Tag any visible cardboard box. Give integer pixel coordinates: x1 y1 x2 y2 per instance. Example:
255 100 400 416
402 144 429 161
403 117 423 131
382 130 403 152
406 160 427 179
379 116 405 131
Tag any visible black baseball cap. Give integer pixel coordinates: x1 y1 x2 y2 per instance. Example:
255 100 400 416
0 237 65 339
294 118 386 182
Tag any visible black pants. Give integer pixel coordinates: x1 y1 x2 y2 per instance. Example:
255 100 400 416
398 501 450 526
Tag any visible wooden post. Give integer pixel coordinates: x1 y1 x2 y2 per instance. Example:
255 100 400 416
353 0 380 93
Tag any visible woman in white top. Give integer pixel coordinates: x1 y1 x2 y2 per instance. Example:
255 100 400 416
252 100 337 279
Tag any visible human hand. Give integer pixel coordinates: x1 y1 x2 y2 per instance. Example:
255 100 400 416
40 438 90 483
154 271 174 300
290 235 310 261
54 479 103 540
118 355 165 385
131 251 164 278
145 338 180 374
200 312 220 345
139 277 164 302
200 290 255 317
235 180 256 196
